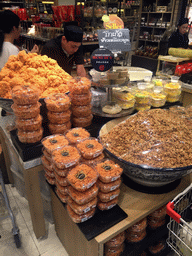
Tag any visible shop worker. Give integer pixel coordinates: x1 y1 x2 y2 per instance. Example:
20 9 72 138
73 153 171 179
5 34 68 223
41 24 86 77
168 17 189 49
0 10 39 71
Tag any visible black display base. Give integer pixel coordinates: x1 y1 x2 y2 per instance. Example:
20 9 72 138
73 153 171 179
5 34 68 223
122 173 181 194
50 183 128 241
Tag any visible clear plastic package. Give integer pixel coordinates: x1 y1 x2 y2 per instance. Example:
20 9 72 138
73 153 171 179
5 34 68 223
149 205 167 219
117 68 129 78
44 172 55 185
107 71 119 80
11 85 40 105
47 109 71 124
135 103 151 111
65 127 90 145
52 145 81 169
67 164 98 191
166 94 181 103
148 216 166 229
127 217 147 233
105 231 125 248
69 76 91 95
17 128 43 144
41 155 52 171
48 121 71 135
12 102 41 119
104 243 124 256
44 167 55 178
97 178 121 193
72 115 93 127
70 92 92 106
15 114 42 131
95 159 123 183
55 180 69 195
54 171 69 186
71 104 92 117
41 134 69 154
126 229 147 243
55 187 68 203
67 196 97 215
164 81 181 96
67 204 96 223
98 188 120 203
148 239 166 255
53 163 70 177
151 92 167 107
97 197 118 211
44 93 71 112
81 152 105 166
67 183 98 205
77 137 103 160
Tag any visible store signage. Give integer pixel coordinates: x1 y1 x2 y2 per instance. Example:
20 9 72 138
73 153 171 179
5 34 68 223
102 14 124 29
91 48 114 72
98 29 131 52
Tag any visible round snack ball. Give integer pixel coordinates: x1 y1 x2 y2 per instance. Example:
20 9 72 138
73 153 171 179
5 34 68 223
67 164 99 191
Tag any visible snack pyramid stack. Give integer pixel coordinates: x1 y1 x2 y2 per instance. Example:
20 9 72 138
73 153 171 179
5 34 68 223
69 77 93 127
41 134 69 186
95 159 123 211
45 93 72 135
11 85 43 144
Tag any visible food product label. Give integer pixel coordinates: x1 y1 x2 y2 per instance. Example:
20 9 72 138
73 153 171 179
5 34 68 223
81 215 92 222
107 204 116 210
111 176 120 182
93 152 101 158
83 207 91 213
110 194 118 200
64 161 76 168
110 185 119 191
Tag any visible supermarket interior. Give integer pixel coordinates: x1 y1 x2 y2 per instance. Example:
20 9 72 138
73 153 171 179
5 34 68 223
0 0 192 256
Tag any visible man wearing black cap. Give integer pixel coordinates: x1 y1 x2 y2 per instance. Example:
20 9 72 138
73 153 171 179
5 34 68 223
41 24 86 77
168 17 189 49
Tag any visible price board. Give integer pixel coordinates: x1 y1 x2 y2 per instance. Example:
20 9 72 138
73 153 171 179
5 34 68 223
91 48 114 72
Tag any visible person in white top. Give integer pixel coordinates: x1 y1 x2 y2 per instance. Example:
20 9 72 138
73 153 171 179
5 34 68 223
0 10 38 71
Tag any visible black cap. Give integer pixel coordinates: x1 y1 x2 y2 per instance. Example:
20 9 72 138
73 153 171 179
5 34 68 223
64 25 83 42
178 17 189 26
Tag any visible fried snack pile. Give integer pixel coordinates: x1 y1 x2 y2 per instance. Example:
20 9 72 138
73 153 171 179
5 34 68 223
0 51 71 99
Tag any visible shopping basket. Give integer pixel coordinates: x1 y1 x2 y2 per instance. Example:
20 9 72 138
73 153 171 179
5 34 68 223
166 183 192 256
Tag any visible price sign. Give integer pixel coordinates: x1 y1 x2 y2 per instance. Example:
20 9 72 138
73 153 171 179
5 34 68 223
98 29 131 52
91 48 114 72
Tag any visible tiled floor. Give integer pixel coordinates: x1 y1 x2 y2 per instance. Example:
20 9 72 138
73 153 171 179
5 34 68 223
0 184 69 256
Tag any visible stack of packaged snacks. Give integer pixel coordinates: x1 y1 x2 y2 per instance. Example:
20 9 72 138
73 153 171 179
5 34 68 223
52 145 81 203
147 205 167 230
126 217 147 243
66 164 99 223
41 134 69 186
95 159 123 211
11 85 43 144
69 77 93 127
65 127 90 146
45 93 72 134
104 231 125 256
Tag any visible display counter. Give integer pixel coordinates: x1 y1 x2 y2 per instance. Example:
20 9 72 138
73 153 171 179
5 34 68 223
50 174 192 256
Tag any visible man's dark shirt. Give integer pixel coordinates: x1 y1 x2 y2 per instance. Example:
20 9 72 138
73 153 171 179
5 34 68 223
41 35 84 74
168 29 189 49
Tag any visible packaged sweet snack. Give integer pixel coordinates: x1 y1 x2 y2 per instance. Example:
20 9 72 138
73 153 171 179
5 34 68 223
47 109 71 124
67 204 96 223
65 127 90 145
126 228 147 243
81 153 105 166
135 103 151 111
52 145 81 169
55 180 69 194
69 76 91 95
15 115 42 131
44 172 55 185
104 243 124 256
98 188 120 203
68 183 98 205
54 171 69 186
41 134 69 154
151 92 167 108
164 82 181 96
95 159 123 183
72 115 93 127
148 239 166 254
105 231 125 248
11 85 40 105
53 163 70 177
44 167 55 178
48 121 71 135
12 102 41 119
149 205 167 219
97 197 118 211
71 104 92 117
97 178 121 193
67 164 98 191
44 93 71 112
127 217 147 233
55 187 68 203
17 128 43 144
76 138 103 159
42 147 52 162
166 94 180 103
67 196 97 215
70 92 92 106
147 216 166 229
41 155 52 171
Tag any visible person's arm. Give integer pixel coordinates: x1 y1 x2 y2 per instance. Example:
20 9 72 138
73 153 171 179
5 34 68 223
76 64 86 77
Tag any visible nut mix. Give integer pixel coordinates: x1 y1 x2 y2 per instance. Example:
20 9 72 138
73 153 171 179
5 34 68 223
77 138 103 160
